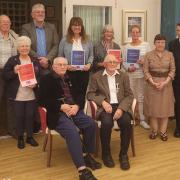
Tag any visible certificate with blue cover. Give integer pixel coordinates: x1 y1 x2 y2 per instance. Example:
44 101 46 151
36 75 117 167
71 50 85 70
125 48 140 68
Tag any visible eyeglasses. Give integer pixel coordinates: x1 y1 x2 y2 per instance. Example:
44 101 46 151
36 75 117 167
106 61 119 65
54 63 68 67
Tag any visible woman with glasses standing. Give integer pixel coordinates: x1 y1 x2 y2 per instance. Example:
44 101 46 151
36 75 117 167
92 24 120 73
123 25 151 129
58 17 93 108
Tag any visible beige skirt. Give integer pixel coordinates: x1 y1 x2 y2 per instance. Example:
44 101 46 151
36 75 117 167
144 78 174 118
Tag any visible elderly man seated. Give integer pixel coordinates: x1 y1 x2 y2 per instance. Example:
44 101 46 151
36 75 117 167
87 54 134 170
39 57 101 180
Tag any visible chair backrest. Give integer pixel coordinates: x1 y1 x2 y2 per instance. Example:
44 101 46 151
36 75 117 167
38 107 47 133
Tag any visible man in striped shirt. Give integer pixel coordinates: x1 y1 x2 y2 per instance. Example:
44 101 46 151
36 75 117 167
0 14 18 137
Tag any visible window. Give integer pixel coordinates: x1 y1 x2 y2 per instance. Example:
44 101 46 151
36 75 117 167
73 5 112 43
0 0 28 34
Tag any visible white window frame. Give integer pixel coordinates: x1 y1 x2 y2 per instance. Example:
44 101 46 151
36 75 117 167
62 0 116 36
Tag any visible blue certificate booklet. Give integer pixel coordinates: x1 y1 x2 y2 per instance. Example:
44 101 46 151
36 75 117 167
71 50 85 70
125 48 140 68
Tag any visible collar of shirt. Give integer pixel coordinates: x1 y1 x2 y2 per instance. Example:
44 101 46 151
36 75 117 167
52 71 69 80
34 21 45 28
0 31 11 40
102 69 119 77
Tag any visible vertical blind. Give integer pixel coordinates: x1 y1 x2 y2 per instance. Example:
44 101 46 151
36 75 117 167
73 5 112 44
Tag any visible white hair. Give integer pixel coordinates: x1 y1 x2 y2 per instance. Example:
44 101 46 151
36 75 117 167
0 14 11 24
53 57 68 65
102 24 114 39
32 3 45 13
16 36 31 48
102 24 114 33
104 54 117 62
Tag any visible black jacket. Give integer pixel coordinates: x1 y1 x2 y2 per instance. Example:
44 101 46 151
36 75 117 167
169 38 180 80
2 55 42 100
39 72 84 129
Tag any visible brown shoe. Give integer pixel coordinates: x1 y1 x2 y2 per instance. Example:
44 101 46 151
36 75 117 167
149 131 158 140
160 132 168 141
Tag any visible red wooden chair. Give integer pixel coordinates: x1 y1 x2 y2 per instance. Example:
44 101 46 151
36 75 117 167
39 105 93 167
38 107 56 167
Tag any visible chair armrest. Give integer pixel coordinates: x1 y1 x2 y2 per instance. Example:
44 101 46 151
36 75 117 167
131 98 137 125
132 98 137 114
89 101 119 130
89 101 97 119
38 107 47 133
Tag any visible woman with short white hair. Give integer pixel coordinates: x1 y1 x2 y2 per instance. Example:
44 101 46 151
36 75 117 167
3 36 42 149
92 24 120 72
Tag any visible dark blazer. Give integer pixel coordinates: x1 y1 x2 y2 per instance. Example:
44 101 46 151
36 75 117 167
21 22 59 62
87 70 134 118
2 55 42 100
39 72 84 129
169 38 180 80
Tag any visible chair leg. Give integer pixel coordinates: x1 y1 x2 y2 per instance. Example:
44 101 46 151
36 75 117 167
131 126 136 157
43 133 48 152
47 131 53 167
94 124 100 157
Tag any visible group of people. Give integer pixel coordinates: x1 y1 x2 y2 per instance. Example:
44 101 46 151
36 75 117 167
1 2 180 180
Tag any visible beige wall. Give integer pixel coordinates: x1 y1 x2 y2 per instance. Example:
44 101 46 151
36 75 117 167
63 0 161 47
115 0 161 48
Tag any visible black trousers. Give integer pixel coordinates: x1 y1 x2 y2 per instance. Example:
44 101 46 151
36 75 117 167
173 80 180 131
99 104 132 157
0 69 16 136
68 71 89 108
14 100 36 137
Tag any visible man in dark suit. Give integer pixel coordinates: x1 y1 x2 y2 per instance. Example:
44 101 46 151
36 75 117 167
87 54 134 170
39 57 101 180
169 23 180 137
21 3 59 69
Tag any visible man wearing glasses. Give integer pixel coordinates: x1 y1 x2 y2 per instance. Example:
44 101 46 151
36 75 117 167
21 3 59 72
87 54 134 170
0 15 18 137
39 57 101 180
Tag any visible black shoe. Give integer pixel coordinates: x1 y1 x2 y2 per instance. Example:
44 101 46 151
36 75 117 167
84 154 102 170
174 129 180 138
17 137 25 149
119 154 130 170
26 137 39 147
79 168 97 180
102 154 115 168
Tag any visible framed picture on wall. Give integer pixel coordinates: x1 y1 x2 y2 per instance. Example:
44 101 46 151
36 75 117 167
122 10 147 44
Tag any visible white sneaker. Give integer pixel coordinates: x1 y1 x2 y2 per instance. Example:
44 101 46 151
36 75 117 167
140 121 150 129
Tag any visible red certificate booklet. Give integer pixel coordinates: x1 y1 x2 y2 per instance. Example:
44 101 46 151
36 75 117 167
18 63 37 87
107 49 121 62
107 49 121 69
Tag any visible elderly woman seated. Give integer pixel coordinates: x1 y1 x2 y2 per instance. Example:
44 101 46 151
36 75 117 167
3 36 41 149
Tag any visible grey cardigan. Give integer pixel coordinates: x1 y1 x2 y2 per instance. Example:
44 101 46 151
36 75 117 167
58 36 94 64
